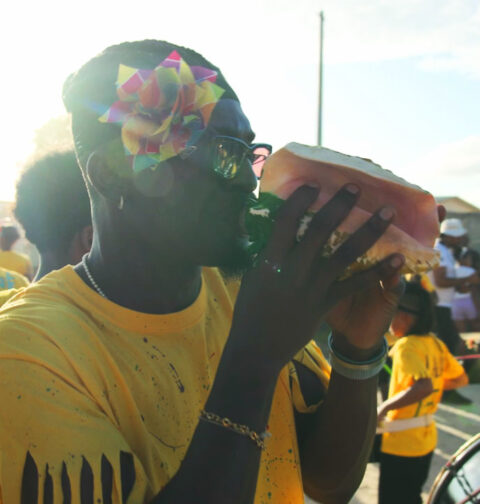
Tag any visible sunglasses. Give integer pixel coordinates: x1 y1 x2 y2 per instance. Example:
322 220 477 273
180 135 272 180
213 136 272 180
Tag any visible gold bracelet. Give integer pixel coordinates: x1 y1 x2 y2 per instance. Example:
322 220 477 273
199 410 270 450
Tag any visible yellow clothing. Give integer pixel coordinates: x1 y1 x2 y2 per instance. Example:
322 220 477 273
385 330 398 347
0 267 29 307
0 287 23 307
404 273 436 293
0 250 32 278
381 333 464 457
0 266 330 504
0 267 28 291
420 274 436 294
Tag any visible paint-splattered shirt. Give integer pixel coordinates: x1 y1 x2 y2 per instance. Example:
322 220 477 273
0 265 330 503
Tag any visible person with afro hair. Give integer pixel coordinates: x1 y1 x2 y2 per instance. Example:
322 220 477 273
14 150 92 280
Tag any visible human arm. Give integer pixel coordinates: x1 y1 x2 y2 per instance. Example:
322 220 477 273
443 371 469 390
293 205 445 502
433 266 478 288
297 364 380 503
377 378 433 422
454 266 479 293
455 283 473 294
157 185 404 503
154 353 278 504
296 269 404 503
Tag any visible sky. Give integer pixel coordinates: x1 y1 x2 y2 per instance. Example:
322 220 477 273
1 0 479 206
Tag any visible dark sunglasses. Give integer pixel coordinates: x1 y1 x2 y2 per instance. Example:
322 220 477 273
212 136 272 180
180 135 272 180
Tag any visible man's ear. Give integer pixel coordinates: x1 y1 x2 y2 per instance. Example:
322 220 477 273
80 225 93 253
86 151 128 203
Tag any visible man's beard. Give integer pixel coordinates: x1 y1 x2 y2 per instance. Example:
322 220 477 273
218 237 254 280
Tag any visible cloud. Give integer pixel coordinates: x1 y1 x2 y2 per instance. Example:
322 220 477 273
404 135 480 205
320 0 480 78
406 135 480 176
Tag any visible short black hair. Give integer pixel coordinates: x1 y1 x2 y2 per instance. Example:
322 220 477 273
399 281 436 335
62 40 238 167
14 151 91 254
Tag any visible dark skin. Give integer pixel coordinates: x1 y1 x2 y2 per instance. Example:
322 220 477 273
77 98 407 503
35 225 93 280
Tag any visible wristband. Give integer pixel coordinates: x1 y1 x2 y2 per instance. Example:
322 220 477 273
327 333 388 380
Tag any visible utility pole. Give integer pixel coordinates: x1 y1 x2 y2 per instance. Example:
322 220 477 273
317 10 325 146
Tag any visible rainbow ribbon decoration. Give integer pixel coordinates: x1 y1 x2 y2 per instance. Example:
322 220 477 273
99 50 225 172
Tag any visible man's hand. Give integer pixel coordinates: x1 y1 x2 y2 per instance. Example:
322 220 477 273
325 203 443 355
326 268 404 354
228 183 404 371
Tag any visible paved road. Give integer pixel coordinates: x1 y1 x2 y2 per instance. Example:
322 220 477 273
305 383 480 503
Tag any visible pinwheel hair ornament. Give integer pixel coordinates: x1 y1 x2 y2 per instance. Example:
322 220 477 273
98 50 225 172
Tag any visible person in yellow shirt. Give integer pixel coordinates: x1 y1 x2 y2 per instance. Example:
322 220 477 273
0 40 407 503
0 151 92 307
0 225 33 280
0 266 28 291
377 281 468 504
379 273 437 400
0 268 331 503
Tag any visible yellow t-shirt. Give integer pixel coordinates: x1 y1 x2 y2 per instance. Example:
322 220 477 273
0 287 24 308
381 333 464 457
0 267 28 291
420 274 436 294
0 266 330 503
0 250 32 278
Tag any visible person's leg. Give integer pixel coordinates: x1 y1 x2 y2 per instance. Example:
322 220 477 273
415 451 434 501
379 451 433 504
379 452 402 504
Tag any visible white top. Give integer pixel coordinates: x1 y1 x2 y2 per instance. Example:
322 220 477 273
429 241 457 307
454 265 475 299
